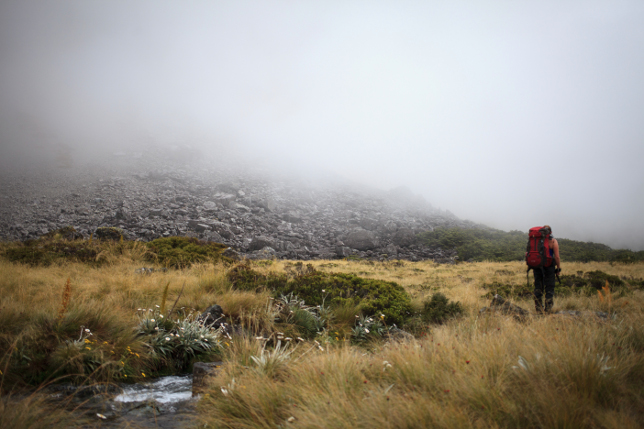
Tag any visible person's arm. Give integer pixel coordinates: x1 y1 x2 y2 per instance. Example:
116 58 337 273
553 239 561 269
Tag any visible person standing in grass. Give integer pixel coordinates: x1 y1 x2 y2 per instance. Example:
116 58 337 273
533 225 561 313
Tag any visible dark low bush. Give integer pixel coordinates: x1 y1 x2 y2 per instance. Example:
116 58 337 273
2 237 100 266
421 293 464 324
227 261 288 291
482 282 533 300
146 237 230 268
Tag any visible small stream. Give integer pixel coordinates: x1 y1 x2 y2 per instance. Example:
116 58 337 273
49 375 199 428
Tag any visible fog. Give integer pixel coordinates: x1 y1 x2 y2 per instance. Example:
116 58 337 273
1 1 643 250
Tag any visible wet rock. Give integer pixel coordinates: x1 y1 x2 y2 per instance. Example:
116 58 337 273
192 362 224 395
198 305 225 328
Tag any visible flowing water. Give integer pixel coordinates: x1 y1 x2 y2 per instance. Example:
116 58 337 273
49 375 199 428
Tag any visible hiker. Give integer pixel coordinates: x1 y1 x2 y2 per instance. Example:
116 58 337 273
533 225 561 313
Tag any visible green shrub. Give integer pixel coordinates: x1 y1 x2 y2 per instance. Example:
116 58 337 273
227 261 287 291
584 270 624 289
146 236 229 268
2 238 100 266
482 282 533 300
421 293 464 324
273 271 413 326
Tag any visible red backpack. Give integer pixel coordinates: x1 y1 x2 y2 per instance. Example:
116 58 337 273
526 226 553 270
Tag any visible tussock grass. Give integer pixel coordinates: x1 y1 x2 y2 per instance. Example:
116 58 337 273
199 299 644 428
1 253 644 427
0 393 81 429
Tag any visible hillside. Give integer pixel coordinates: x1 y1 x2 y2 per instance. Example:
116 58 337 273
419 227 644 263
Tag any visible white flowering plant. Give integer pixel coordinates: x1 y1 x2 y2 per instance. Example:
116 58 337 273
136 306 222 370
351 314 386 343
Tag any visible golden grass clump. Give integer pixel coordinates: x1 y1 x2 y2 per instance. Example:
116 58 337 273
57 277 72 320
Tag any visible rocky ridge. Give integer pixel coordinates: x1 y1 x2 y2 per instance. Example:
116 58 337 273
0 155 476 262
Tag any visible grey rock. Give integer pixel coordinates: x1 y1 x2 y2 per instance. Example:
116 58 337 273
335 245 351 257
222 247 241 261
198 305 226 328
248 235 275 251
385 243 398 256
345 228 378 250
255 198 277 212
248 246 277 260
195 223 211 232
203 230 224 242
359 218 378 231
393 228 416 247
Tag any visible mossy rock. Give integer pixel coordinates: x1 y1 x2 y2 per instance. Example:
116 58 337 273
146 236 230 268
42 226 84 240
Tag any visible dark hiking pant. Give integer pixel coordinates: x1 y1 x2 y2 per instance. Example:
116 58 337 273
534 265 556 312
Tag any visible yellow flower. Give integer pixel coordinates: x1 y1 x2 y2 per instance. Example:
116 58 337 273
124 374 127 378
85 347 91 350
142 372 146 377
135 353 140 357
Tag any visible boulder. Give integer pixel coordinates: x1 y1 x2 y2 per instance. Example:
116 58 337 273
248 235 275 251
248 246 277 260
392 228 416 247
359 218 378 231
335 245 351 258
203 230 224 242
255 198 277 212
194 223 211 232
385 243 398 257
198 305 227 329
223 247 241 261
344 228 378 251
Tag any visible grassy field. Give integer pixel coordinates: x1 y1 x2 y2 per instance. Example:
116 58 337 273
1 248 643 428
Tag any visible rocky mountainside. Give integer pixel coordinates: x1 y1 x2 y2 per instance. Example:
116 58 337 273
0 152 477 262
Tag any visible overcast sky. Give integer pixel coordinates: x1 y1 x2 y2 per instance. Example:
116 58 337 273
1 1 643 250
